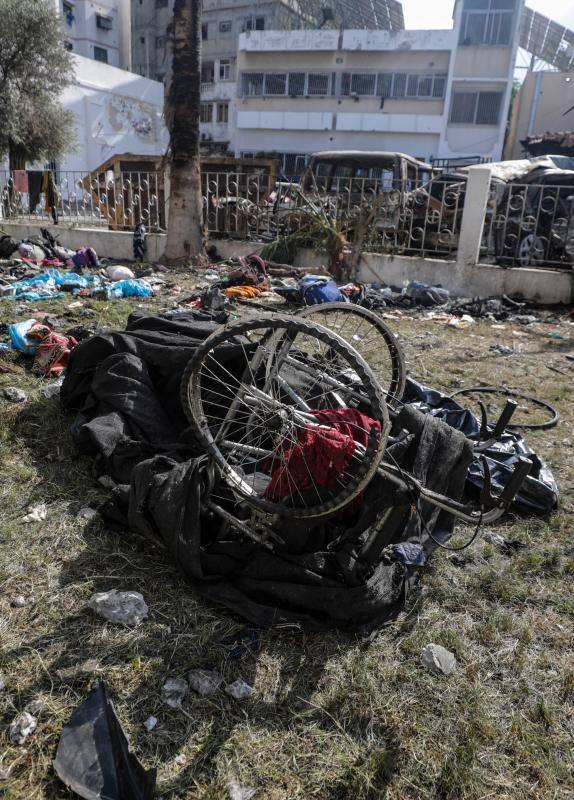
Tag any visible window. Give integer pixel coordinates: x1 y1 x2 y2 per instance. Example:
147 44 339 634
242 16 264 31
288 73 305 96
217 102 229 123
155 0 168 6
200 102 213 123
242 72 264 95
449 90 503 124
201 61 214 83
96 14 113 30
219 58 231 80
340 71 445 99
459 0 515 46
219 20 232 33
64 40 73 51
202 23 208 40
63 1 74 26
308 73 330 95
156 35 165 49
264 73 287 94
93 46 108 63
140 36 145 44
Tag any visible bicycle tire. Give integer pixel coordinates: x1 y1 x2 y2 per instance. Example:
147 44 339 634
180 314 390 519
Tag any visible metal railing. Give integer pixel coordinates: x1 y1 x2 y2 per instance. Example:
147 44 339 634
0 170 166 232
481 180 574 269
204 172 467 258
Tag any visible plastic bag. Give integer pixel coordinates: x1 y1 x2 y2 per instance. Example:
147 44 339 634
300 277 344 305
108 280 153 299
9 319 38 354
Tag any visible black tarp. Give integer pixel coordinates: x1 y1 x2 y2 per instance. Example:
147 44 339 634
60 311 556 631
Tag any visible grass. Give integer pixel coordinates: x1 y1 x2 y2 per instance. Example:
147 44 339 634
0 276 573 798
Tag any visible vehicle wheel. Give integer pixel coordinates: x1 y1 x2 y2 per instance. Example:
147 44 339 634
518 234 545 266
180 315 390 519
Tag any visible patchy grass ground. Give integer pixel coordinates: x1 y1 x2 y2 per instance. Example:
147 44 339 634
0 274 573 799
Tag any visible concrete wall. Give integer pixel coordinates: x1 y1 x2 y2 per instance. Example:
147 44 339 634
57 55 168 174
504 71 574 160
1 220 571 304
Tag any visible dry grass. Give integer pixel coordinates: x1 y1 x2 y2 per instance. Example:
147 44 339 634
0 278 573 799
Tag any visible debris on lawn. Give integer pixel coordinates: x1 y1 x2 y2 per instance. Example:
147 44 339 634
143 716 157 732
225 679 253 700
87 589 149 627
228 780 257 800
422 644 457 676
41 381 63 398
162 678 188 709
21 504 48 523
3 386 27 403
189 669 223 697
54 680 156 800
9 711 37 745
219 629 261 659
78 507 99 521
11 595 27 608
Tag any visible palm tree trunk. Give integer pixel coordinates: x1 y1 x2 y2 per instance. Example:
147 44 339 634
163 0 204 260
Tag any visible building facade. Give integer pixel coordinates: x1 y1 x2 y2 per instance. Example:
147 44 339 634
504 70 574 159
54 0 131 69
234 0 523 170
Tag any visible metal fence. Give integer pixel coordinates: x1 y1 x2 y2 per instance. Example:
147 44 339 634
0 171 166 232
481 180 574 268
204 172 467 258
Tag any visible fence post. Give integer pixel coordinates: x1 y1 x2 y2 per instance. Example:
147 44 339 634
163 166 170 231
456 166 492 269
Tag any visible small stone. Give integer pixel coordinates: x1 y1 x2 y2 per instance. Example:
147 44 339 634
482 531 506 548
11 595 26 608
78 507 99 521
228 780 256 800
9 711 37 745
162 677 188 709
143 715 157 732
189 669 223 697
21 504 48 523
0 765 12 780
97 476 116 489
225 679 253 700
81 659 99 673
87 589 148 627
3 386 27 403
0 673 6 690
174 753 186 766
422 643 457 676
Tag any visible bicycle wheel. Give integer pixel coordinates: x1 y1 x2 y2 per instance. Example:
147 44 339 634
180 314 390 519
298 302 406 406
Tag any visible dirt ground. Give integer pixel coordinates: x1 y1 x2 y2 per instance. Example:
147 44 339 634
0 270 573 799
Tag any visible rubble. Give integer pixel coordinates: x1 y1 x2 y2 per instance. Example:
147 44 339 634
225 679 253 700
21 504 48 523
422 644 457 676
3 386 27 403
9 711 37 744
189 669 223 697
162 678 188 709
228 781 257 800
143 716 157 732
87 589 149 627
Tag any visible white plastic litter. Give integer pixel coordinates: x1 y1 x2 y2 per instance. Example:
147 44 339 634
162 678 188 709
11 595 26 608
41 382 62 399
3 387 27 403
228 780 256 800
87 589 148 627
21 504 48 523
225 679 253 700
9 712 37 745
422 643 457 676
189 669 223 697
106 265 135 281
143 715 157 732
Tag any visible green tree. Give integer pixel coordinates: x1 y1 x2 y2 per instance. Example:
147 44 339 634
0 0 75 171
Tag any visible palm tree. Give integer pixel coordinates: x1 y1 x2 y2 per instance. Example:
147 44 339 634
163 0 204 259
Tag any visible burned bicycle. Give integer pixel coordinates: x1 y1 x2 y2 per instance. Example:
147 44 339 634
179 312 533 560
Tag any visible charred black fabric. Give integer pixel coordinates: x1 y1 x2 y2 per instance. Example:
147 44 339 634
59 312 477 630
403 378 558 514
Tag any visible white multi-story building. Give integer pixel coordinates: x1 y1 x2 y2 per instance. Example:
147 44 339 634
233 0 523 170
55 0 131 69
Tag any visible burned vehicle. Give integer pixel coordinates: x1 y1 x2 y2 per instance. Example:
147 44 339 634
487 157 574 268
298 151 468 256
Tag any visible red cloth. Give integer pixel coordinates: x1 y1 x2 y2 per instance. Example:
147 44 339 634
264 408 381 502
27 323 78 376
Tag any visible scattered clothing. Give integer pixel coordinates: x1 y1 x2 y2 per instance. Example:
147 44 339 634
133 224 147 261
